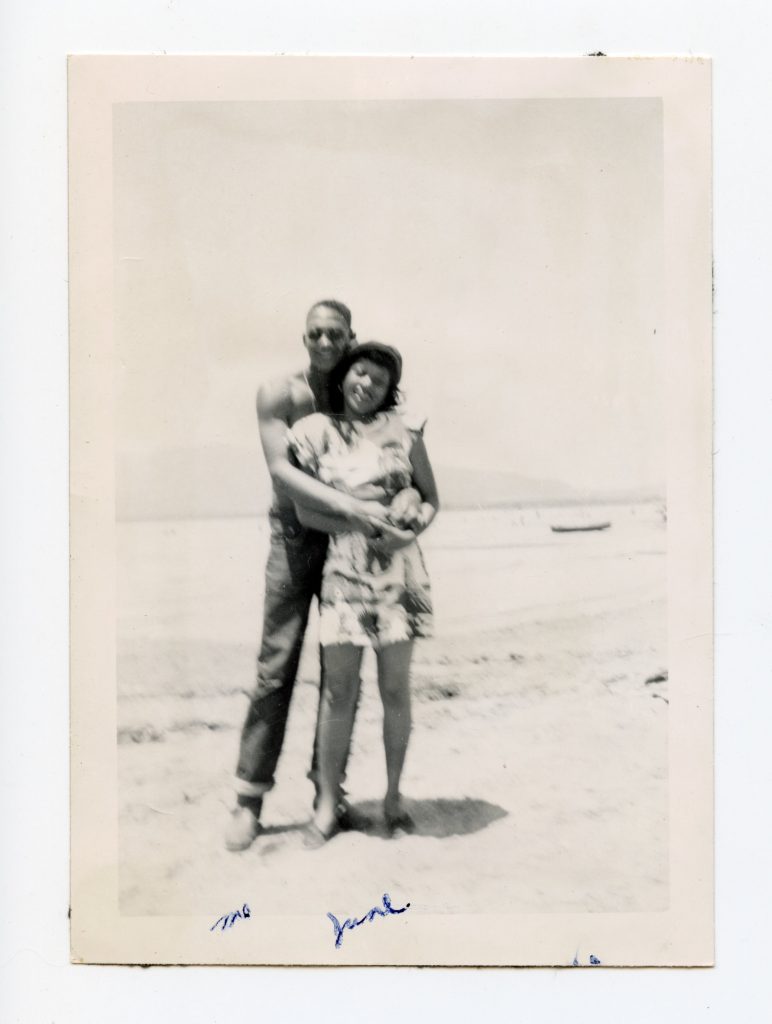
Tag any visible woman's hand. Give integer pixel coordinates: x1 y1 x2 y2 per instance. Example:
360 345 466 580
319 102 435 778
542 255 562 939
345 498 391 535
369 521 417 552
388 487 424 530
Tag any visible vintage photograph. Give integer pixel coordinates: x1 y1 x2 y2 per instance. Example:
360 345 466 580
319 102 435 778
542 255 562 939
69 57 712 965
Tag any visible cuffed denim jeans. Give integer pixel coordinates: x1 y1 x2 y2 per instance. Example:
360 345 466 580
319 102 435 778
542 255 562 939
234 509 328 802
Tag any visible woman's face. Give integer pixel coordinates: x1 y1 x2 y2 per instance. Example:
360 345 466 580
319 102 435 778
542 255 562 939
342 358 392 418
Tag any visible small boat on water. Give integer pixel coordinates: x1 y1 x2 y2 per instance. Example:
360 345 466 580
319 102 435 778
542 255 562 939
550 522 611 533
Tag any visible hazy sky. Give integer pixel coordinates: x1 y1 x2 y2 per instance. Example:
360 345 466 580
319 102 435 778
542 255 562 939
115 98 664 493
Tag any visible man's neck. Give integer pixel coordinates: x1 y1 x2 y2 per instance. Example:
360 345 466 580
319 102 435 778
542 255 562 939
305 364 330 388
303 363 338 414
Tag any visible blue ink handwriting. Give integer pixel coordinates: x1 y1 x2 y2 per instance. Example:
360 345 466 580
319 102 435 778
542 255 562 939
327 893 410 949
572 951 602 966
210 903 251 932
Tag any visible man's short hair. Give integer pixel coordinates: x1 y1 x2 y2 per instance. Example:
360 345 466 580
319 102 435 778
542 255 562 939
308 299 353 329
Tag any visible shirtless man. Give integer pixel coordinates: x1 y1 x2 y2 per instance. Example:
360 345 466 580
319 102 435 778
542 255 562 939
226 299 404 851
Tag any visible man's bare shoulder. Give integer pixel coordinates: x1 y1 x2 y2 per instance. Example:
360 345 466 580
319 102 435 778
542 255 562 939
257 370 311 424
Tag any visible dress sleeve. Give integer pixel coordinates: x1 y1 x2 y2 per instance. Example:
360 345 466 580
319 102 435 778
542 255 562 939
286 414 326 478
398 408 428 447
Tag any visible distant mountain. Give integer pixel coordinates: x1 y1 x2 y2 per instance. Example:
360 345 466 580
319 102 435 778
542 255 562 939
116 445 654 521
435 468 663 509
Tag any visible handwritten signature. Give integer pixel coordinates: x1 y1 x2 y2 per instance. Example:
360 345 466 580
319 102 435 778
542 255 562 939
572 952 602 966
327 893 410 949
210 903 251 932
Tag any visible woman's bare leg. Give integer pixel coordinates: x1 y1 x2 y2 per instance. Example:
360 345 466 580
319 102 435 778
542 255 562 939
314 643 363 836
375 640 414 821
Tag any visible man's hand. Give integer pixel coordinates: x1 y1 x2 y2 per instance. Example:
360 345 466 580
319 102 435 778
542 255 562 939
369 521 416 553
388 487 423 530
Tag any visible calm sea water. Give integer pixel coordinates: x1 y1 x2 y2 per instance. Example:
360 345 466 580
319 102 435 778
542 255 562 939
117 503 666 648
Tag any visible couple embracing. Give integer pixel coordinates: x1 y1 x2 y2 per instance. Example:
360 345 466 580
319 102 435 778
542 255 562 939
226 299 439 850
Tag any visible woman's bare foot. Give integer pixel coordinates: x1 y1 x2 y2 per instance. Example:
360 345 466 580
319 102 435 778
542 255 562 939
314 805 339 837
304 799 339 849
384 795 415 836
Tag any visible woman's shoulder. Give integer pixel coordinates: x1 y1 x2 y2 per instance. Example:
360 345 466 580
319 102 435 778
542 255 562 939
289 411 334 439
384 407 428 443
286 412 340 466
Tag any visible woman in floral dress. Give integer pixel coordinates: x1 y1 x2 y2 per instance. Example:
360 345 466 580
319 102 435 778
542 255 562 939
287 341 439 842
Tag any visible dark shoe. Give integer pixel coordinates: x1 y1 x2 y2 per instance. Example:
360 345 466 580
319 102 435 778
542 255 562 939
312 788 370 831
335 799 373 832
225 799 262 852
311 783 348 811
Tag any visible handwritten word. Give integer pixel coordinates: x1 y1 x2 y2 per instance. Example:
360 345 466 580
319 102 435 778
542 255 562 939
210 903 251 932
572 953 602 966
327 893 410 949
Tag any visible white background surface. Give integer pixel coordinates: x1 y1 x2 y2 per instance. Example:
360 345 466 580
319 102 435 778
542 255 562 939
1 1 769 1021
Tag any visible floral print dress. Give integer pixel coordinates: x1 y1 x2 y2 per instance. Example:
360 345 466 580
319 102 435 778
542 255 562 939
287 410 433 649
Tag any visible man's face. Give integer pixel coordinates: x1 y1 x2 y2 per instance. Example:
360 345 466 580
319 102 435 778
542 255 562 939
303 306 352 372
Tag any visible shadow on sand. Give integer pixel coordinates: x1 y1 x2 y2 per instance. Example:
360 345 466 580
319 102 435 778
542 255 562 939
350 796 508 839
258 821 308 839
252 797 507 852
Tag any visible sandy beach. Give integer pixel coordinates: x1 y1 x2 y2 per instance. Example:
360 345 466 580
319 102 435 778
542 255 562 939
117 503 668 919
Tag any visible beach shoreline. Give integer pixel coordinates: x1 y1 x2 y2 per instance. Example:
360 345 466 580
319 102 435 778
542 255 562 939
117 503 668 917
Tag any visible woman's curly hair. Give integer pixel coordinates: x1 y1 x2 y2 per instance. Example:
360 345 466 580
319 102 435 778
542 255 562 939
330 344 403 414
